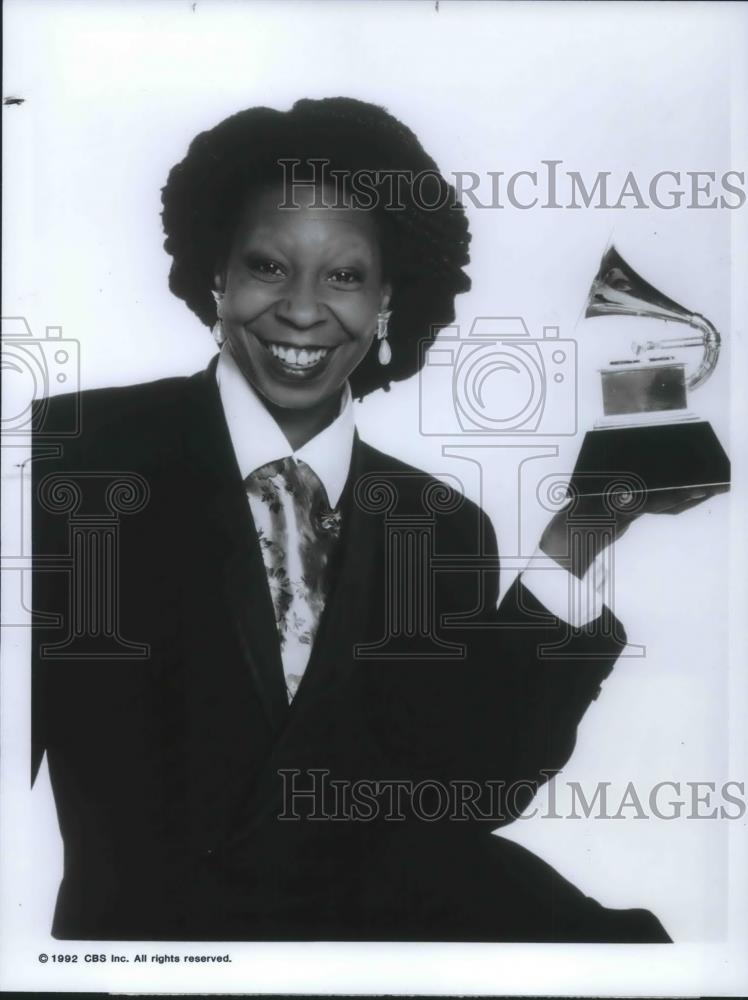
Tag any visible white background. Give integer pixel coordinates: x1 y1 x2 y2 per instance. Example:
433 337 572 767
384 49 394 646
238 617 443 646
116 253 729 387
2 0 747 995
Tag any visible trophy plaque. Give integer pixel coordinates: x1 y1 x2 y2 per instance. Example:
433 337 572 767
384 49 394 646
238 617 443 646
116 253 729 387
570 245 730 501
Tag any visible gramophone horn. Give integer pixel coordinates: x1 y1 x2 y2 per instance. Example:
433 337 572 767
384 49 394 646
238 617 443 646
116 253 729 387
585 245 720 390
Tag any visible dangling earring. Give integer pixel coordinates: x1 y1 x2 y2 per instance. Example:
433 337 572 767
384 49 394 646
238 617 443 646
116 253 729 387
212 320 226 347
211 289 226 346
376 309 392 366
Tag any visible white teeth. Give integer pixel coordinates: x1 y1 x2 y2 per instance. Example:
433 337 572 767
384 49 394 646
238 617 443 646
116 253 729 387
267 343 329 368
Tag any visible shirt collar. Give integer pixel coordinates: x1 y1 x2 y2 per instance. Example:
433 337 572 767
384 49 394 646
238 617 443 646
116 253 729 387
215 345 355 509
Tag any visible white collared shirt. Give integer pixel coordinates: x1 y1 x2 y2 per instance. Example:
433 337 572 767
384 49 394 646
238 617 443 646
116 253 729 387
216 344 354 507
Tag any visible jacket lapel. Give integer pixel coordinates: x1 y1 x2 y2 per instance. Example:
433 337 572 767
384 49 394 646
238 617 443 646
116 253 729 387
180 359 289 733
287 433 383 708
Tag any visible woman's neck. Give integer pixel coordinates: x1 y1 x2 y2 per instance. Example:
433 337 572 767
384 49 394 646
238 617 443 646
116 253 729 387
262 392 342 452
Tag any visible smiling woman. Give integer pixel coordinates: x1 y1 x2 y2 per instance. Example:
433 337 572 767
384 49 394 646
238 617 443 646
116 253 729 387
160 99 471 400
32 95 685 944
214 184 391 448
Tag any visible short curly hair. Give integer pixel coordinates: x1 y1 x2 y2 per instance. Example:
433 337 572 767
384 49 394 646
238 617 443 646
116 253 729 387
160 96 471 398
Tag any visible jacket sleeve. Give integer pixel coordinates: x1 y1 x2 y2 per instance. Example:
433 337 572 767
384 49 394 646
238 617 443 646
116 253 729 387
365 503 627 826
458 505 627 823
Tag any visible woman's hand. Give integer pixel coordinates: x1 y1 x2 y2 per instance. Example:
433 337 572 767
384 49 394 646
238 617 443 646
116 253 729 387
539 485 719 580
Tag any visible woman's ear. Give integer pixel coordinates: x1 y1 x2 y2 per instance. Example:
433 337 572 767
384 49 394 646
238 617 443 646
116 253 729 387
380 282 392 312
213 272 226 294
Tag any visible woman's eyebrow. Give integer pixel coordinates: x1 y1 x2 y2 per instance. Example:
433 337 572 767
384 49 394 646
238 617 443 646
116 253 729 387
326 245 373 262
237 227 286 248
240 232 375 261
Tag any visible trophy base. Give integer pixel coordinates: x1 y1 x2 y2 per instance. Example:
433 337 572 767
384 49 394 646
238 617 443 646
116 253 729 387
592 409 698 430
570 420 730 499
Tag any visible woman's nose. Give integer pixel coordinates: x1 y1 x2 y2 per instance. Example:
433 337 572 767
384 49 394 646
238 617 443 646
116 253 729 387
275 275 326 329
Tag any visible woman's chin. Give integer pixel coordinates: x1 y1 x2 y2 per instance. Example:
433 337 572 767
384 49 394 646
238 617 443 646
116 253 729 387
252 370 343 413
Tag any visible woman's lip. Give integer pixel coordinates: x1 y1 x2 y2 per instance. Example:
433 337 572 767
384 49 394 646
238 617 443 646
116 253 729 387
257 337 337 351
253 333 338 380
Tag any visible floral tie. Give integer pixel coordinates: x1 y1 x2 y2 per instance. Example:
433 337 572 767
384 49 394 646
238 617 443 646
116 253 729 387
245 457 342 702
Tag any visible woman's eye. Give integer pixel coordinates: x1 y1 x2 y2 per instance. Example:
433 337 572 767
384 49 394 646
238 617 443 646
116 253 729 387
247 257 287 279
327 268 363 286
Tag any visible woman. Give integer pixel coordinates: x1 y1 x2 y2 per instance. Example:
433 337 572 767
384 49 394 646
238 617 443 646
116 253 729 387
33 97 700 942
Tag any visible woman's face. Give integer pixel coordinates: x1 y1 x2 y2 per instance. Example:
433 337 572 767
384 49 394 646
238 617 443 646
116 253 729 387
215 184 391 412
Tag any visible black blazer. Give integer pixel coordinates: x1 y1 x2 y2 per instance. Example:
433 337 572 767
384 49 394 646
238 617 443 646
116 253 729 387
31 358 667 943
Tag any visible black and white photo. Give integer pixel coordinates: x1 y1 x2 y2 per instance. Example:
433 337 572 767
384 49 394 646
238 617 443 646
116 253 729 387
2 1 746 995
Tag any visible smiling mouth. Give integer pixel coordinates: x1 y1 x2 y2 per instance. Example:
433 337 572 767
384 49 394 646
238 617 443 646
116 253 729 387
258 337 336 377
